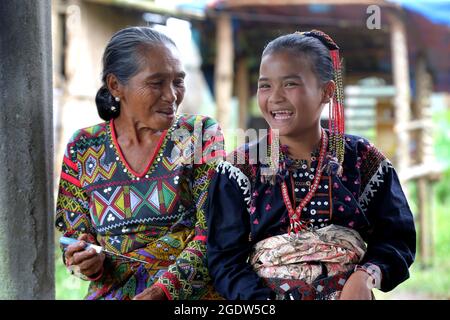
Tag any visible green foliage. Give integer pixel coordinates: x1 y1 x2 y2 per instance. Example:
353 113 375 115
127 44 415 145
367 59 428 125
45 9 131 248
433 109 450 163
435 168 450 204
434 200 450 262
375 196 450 299
433 109 450 203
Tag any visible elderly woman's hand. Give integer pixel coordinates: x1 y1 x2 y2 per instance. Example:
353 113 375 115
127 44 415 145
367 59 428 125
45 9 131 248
64 233 105 279
133 285 167 300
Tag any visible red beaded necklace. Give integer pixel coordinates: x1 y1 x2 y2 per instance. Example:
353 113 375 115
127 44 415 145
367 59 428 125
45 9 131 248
280 128 328 234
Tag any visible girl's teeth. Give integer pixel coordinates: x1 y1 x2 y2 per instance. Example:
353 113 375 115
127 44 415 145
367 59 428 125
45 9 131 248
272 110 293 120
274 114 292 120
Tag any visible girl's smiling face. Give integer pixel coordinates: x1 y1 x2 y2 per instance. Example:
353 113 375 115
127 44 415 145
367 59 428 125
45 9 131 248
257 50 333 138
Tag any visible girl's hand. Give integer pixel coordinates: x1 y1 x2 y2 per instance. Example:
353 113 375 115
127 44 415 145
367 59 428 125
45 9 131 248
339 270 374 300
64 233 105 278
133 285 168 300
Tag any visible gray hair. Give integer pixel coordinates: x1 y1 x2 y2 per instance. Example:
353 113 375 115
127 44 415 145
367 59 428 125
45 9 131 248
95 27 176 120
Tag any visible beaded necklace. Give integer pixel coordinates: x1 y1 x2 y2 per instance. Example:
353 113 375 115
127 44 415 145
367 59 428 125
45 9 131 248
280 128 328 234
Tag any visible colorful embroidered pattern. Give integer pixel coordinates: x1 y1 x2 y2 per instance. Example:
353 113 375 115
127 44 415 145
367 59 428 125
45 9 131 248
55 114 224 300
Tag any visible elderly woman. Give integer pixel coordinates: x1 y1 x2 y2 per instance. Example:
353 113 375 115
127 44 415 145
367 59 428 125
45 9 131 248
55 27 224 300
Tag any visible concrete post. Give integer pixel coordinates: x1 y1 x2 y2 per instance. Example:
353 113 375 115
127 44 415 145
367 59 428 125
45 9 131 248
0 0 54 299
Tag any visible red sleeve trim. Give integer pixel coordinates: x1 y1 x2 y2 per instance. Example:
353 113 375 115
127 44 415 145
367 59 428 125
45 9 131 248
153 283 173 300
203 137 222 151
63 155 78 172
61 172 82 188
193 235 207 242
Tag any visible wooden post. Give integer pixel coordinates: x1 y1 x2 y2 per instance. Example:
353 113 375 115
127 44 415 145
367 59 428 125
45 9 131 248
236 57 249 130
415 53 434 267
214 13 234 131
388 11 411 181
415 54 434 166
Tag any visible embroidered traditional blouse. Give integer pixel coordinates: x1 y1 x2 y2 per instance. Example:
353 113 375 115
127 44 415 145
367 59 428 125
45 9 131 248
206 132 416 300
56 114 224 300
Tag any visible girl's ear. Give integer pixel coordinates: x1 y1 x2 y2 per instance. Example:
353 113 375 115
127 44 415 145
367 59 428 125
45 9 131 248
106 74 123 99
321 80 336 104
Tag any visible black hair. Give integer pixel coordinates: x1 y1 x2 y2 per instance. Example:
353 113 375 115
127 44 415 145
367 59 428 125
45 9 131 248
262 32 334 84
95 27 176 121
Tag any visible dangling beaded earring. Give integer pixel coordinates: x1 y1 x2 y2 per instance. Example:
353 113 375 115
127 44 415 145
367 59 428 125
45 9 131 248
299 29 345 177
329 44 345 177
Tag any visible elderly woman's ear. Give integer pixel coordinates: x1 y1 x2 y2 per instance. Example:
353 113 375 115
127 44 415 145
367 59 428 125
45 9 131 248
106 73 122 100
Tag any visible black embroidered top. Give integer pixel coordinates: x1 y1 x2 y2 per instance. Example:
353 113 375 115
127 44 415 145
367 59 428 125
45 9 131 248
206 132 416 300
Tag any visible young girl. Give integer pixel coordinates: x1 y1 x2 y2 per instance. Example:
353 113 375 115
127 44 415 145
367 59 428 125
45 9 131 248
206 30 416 300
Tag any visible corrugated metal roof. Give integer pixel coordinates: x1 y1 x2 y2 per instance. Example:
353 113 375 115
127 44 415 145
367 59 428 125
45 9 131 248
210 0 394 8
388 0 450 27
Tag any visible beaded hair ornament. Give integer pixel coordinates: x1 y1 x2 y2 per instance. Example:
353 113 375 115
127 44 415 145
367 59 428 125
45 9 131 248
296 30 345 177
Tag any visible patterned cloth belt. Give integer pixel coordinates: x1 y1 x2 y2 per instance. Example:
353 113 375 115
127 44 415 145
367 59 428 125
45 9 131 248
249 224 367 300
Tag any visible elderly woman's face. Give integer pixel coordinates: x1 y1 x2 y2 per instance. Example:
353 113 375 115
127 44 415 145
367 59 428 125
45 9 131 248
119 44 186 130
